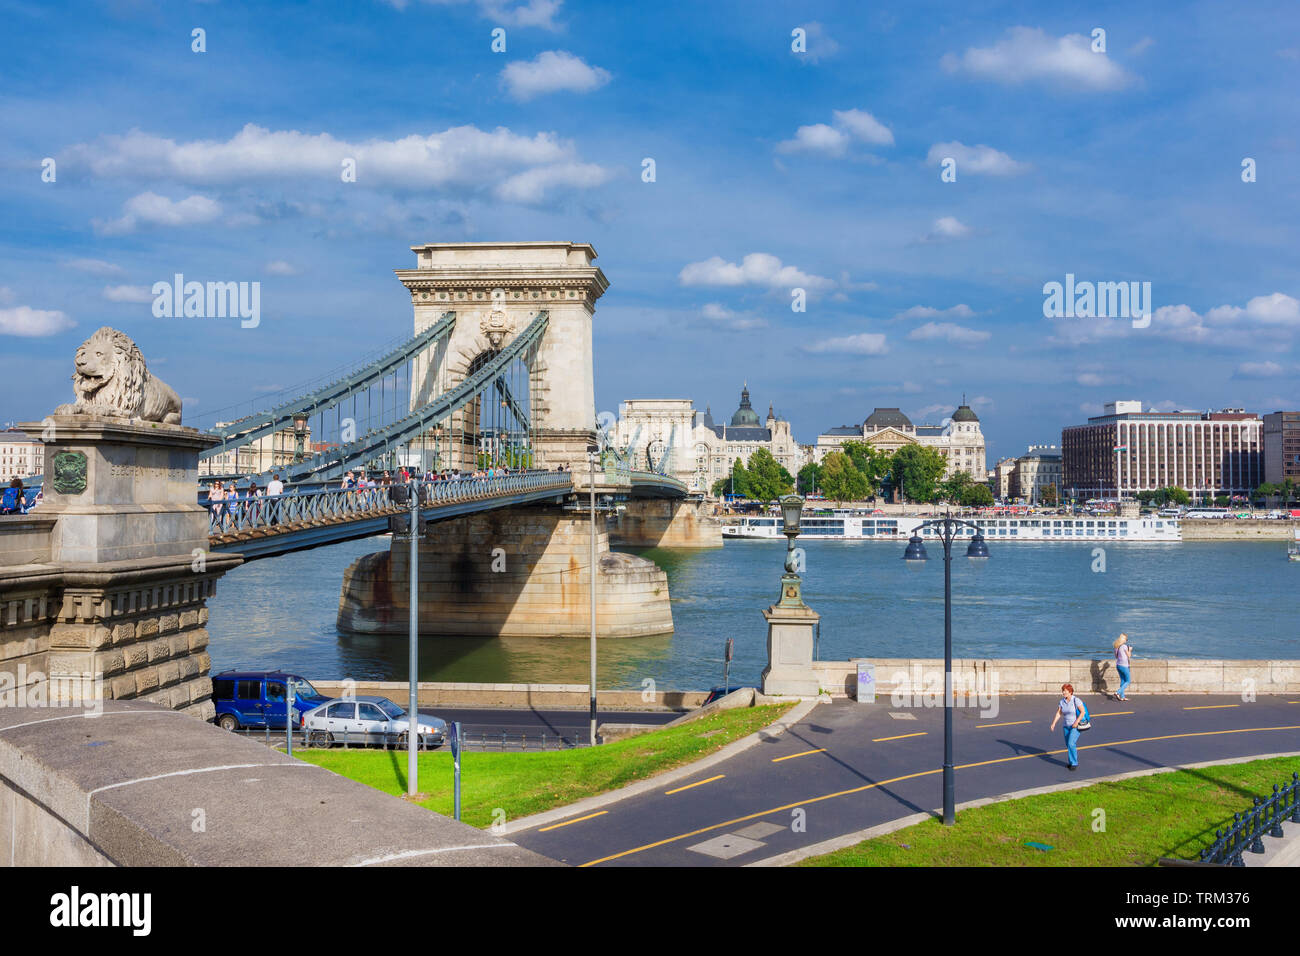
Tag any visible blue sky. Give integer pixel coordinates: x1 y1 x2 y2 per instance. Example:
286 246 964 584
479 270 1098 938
2 0 1297 463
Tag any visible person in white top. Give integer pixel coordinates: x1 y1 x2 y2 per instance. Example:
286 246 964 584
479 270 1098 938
1114 633 1133 702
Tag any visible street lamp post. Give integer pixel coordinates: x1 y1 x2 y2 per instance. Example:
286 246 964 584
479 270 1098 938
588 446 598 746
902 513 989 826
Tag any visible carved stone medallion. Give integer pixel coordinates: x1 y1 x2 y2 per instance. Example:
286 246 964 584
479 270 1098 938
480 309 515 349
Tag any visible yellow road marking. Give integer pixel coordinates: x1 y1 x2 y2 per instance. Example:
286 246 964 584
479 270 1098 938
1093 711 1134 717
872 732 928 742
976 720 1031 729
538 810 606 832
576 724 1300 866
771 748 826 763
1184 704 1239 711
664 774 724 795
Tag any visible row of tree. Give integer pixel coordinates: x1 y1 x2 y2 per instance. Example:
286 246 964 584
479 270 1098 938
794 440 994 506
709 448 796 501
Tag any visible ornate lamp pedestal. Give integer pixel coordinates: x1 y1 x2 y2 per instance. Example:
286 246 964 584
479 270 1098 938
760 495 821 698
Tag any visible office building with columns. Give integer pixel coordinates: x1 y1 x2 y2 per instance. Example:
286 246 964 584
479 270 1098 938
1062 400 1262 497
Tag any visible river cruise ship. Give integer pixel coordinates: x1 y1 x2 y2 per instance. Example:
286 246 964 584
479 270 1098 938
721 511 1182 542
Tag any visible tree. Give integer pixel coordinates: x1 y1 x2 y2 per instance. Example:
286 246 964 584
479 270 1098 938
890 445 948 504
939 470 975 504
960 483 994 507
819 451 870 503
841 440 893 498
1041 482 1060 506
745 448 794 501
711 458 750 498
1167 485 1190 506
797 461 822 495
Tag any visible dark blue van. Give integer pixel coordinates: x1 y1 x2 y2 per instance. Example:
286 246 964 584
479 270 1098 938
212 671 331 731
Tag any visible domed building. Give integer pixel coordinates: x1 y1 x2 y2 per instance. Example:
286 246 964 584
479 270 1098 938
815 398 986 481
613 384 808 493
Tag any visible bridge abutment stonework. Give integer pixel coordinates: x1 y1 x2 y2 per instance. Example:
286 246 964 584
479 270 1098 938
337 504 672 638
610 498 722 549
2 417 239 717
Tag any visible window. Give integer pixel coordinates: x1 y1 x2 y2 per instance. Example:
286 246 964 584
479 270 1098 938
236 680 261 700
266 681 286 702
357 703 386 722
213 679 235 700
326 702 356 720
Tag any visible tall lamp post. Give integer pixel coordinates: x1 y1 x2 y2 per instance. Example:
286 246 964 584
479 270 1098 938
588 445 599 746
902 513 989 825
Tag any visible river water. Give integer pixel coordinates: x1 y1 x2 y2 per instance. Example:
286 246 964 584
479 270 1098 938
206 535 1297 690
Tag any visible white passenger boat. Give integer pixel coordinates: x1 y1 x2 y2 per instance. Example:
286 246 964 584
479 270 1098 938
721 511 1182 542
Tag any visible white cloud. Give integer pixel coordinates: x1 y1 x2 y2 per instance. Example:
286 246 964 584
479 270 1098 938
1080 402 1104 416
894 304 977 322
700 302 767 331
384 0 563 30
777 108 893 155
907 321 991 345
65 258 125 276
1076 372 1106 386
94 192 221 235
919 216 972 243
496 161 610 203
910 403 951 422
925 141 1030 176
64 123 610 203
679 253 834 291
941 26 1136 91
832 109 894 146
803 333 888 356
1235 361 1285 378
776 123 850 157
793 21 840 63
265 260 299 276
102 284 154 303
0 305 75 337
501 51 611 101
1129 37 1155 56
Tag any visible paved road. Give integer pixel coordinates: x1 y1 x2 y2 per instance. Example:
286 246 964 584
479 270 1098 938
510 693 1300 866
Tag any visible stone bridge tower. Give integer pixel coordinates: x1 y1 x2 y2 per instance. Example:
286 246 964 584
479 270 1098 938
400 241 608 473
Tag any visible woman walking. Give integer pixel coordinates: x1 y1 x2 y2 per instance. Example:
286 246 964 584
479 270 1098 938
1049 683 1088 771
1114 633 1133 701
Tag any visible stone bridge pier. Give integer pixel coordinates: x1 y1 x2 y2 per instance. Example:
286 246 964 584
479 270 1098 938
337 503 673 638
610 498 722 549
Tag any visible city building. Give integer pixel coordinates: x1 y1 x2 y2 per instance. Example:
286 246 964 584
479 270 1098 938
1263 412 1300 485
0 428 44 480
991 457 1018 500
199 422 312 477
814 401 987 481
614 385 806 493
1062 400 1262 498
1012 445 1063 503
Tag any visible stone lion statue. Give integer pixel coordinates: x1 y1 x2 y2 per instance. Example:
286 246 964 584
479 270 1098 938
54 326 183 425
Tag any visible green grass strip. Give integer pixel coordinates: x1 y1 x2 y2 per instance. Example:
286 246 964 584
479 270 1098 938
801 755 1300 866
294 703 794 829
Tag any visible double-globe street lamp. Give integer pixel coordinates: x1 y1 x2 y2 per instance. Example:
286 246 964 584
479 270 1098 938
901 513 990 826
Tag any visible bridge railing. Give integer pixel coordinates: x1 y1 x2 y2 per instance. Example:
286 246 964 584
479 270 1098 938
1198 771 1300 865
204 470 572 536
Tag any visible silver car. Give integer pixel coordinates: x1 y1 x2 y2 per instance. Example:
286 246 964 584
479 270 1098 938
300 695 446 749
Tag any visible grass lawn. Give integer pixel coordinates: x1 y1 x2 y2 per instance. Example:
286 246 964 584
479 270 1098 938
801 756 1300 866
294 703 794 828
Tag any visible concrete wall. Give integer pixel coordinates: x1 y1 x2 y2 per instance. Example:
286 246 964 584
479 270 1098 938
338 504 673 638
0 700 551 866
1180 519 1295 540
310 680 708 711
813 658 1300 697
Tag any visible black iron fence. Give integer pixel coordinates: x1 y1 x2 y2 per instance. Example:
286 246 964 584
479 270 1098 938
237 725 589 752
1199 771 1300 866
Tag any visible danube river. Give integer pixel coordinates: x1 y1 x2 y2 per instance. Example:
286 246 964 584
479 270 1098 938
206 536 1296 690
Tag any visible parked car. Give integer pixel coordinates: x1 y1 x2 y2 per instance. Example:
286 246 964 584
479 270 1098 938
300 695 447 748
212 671 332 731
